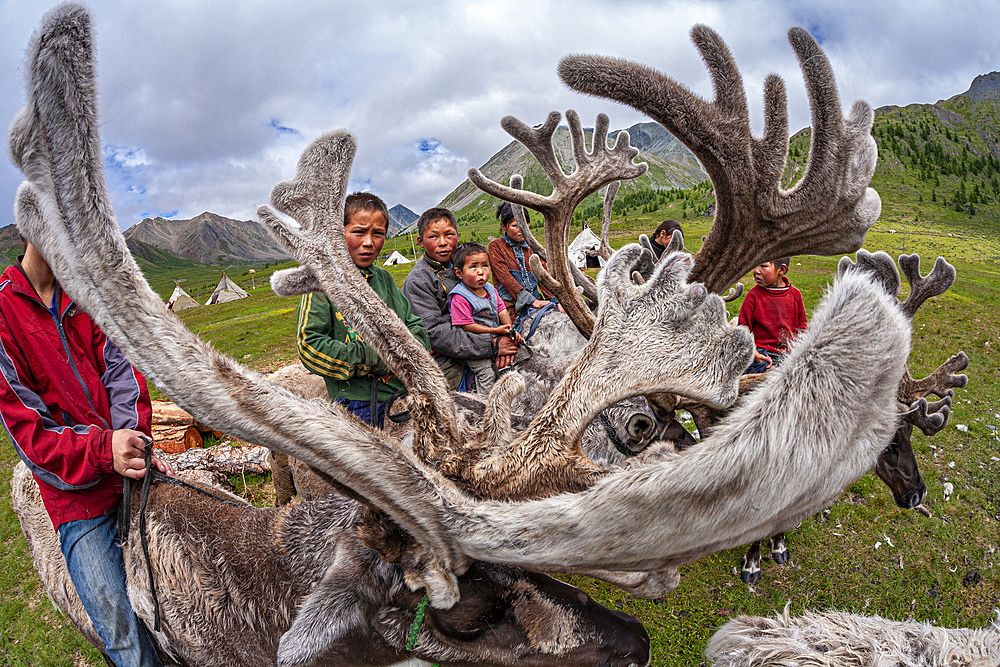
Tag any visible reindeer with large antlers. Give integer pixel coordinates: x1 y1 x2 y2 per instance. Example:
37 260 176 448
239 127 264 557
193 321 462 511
466 24 882 460
8 4 940 664
478 26 964 583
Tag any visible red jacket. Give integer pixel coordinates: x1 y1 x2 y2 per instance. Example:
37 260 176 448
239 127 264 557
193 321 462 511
737 280 807 354
486 236 553 311
0 262 151 529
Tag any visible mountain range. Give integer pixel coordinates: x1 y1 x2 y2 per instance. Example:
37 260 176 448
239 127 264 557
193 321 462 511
123 212 291 265
439 121 707 216
389 204 419 237
1 72 996 269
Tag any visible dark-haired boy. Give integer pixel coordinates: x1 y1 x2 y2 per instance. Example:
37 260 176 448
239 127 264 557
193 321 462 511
649 219 682 259
297 192 429 426
738 257 807 374
402 207 516 390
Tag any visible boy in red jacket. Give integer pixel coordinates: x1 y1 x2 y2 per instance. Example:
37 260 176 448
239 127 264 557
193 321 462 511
738 257 807 374
0 242 170 666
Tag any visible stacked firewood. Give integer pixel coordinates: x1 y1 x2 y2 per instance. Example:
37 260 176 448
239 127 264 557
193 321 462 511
151 401 222 453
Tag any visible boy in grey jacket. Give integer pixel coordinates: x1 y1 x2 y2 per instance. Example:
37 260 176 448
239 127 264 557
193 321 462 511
402 207 517 390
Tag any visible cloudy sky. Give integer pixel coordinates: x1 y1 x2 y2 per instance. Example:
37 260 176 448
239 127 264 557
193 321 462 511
1 0 997 230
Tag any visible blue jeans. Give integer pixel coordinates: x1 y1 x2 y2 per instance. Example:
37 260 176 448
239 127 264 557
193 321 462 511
334 398 389 428
58 510 162 667
745 348 784 375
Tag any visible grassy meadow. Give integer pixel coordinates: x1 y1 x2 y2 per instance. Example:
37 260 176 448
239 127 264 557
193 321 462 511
1 204 998 664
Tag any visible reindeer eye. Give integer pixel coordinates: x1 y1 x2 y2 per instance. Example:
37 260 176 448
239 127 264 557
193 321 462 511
626 414 655 439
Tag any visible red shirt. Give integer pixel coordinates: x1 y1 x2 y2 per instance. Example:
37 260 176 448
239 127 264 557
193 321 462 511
0 262 151 528
737 279 807 354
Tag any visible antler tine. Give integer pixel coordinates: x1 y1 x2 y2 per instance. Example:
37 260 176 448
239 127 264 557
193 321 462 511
723 283 744 302
559 25 880 294
899 352 969 405
662 229 686 258
837 249 901 298
509 174 546 260
257 134 462 466
599 181 619 260
901 397 952 437
898 254 956 318
638 234 655 257
10 6 470 608
509 173 599 305
469 110 646 337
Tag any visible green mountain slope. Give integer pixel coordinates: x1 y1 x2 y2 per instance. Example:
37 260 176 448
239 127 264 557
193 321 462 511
780 72 1000 264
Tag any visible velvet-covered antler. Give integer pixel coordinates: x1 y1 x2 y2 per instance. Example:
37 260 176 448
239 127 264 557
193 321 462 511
559 26 880 294
839 250 969 438
899 353 969 404
898 254 957 318
9 3 468 608
509 173 598 304
469 111 647 337
257 137 463 469
598 181 619 260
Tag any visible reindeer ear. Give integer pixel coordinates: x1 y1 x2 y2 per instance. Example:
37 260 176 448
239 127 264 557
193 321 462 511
271 266 322 297
276 561 378 666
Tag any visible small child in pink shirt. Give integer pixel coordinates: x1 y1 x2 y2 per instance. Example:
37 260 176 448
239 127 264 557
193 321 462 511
449 242 523 396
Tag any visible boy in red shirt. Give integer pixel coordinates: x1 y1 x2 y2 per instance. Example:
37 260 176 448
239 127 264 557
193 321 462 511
738 257 807 374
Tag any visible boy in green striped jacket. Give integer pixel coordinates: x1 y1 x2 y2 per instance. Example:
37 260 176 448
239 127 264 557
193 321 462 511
296 192 429 427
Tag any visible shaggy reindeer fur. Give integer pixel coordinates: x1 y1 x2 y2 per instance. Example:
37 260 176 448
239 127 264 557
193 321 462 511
448 263 909 572
11 3 912 646
268 361 659 476
705 607 1000 666
12 463 648 667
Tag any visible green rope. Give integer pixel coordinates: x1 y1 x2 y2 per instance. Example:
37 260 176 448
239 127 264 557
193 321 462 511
405 594 430 652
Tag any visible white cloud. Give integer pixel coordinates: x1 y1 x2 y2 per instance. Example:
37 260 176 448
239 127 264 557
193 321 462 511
2 0 998 228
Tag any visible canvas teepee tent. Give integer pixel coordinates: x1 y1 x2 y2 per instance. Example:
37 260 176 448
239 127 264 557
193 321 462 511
166 281 199 312
568 227 605 269
205 273 249 305
383 250 412 266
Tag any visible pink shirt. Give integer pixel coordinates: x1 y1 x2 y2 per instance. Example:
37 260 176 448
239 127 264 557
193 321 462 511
450 287 506 326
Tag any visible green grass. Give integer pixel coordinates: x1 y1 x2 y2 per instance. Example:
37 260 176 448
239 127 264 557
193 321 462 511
1 442 104 666
2 208 998 666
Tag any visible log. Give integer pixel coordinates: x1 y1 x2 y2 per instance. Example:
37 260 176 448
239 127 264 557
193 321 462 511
158 444 271 476
174 469 235 494
151 401 196 426
152 400 224 439
152 424 202 454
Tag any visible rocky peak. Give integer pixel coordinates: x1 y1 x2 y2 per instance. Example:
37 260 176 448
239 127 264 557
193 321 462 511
962 71 1000 103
